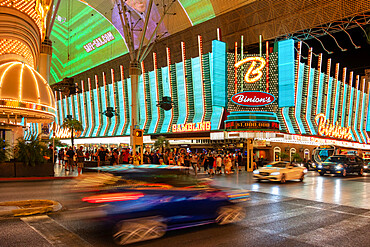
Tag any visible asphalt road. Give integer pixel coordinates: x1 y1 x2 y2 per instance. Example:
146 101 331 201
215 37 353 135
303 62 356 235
1 171 370 247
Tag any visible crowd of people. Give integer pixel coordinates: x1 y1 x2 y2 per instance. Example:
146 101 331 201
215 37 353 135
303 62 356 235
54 146 257 176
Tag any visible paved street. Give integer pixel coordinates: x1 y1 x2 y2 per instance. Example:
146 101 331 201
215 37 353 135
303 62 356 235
1 171 370 247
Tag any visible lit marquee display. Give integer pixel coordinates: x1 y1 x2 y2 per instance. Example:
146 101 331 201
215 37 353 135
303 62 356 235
172 121 211 133
234 57 266 83
83 31 115 53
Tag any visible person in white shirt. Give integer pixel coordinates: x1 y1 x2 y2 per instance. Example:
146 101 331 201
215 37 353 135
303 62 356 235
216 155 223 174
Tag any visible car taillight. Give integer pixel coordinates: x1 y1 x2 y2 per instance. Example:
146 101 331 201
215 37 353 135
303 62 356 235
82 192 144 203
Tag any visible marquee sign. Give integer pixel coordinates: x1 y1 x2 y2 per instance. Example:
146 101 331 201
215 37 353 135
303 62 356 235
231 91 275 107
172 121 211 133
225 121 279 130
315 113 352 140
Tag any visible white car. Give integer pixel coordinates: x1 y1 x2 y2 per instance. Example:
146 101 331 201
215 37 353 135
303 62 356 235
253 161 308 183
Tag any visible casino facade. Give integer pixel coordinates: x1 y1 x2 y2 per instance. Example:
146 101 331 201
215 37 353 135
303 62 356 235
37 35 370 161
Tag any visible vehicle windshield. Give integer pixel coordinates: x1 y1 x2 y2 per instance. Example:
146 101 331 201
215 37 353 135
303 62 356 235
325 156 346 162
265 162 287 168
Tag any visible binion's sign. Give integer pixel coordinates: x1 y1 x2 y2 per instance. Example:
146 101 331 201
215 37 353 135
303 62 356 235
172 121 211 133
231 91 275 107
315 113 352 140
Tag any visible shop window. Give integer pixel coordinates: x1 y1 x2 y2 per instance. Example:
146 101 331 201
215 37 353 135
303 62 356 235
290 148 296 162
274 147 281 161
304 149 310 160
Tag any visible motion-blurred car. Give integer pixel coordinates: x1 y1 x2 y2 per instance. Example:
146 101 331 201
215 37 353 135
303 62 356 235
253 161 307 183
316 155 364 176
365 162 370 173
67 165 249 245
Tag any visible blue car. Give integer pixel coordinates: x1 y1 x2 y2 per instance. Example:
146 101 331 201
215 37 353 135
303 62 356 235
68 165 249 245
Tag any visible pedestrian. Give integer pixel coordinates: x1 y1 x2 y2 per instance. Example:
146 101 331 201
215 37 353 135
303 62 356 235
133 151 141 165
58 148 64 166
96 147 107 167
216 155 222 174
225 155 232 175
76 146 85 176
66 146 75 172
237 152 242 171
190 153 198 171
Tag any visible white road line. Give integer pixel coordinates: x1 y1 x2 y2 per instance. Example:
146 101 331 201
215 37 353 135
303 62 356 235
297 214 370 244
241 206 318 227
21 215 92 247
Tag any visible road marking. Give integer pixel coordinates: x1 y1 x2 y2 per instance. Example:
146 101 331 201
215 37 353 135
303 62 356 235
21 215 92 247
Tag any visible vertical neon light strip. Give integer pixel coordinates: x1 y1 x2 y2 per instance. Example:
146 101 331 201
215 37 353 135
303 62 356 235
266 41 269 93
323 59 331 116
304 48 314 134
166 47 174 132
95 75 102 137
88 78 95 137
141 61 149 131
111 69 119 136
153 53 161 132
364 83 370 142
352 75 361 142
325 59 332 118
234 41 238 94
340 68 347 126
293 41 302 133
331 63 340 123
315 53 322 115
102 72 110 136
120 65 127 135
181 41 189 124
347 72 354 127
76 83 82 122
198 35 206 122
360 79 367 143
64 96 69 117
81 80 89 137
54 91 59 127
59 92 63 125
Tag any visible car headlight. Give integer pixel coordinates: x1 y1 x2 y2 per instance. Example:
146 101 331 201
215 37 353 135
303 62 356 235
335 164 343 170
253 170 259 174
364 165 368 169
312 163 316 167
318 164 323 168
270 172 280 176
303 168 308 173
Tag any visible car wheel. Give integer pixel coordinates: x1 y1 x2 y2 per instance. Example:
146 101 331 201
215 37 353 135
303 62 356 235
216 205 246 225
299 172 304 182
319 172 325 176
280 174 286 183
113 218 166 245
342 169 347 177
358 168 364 176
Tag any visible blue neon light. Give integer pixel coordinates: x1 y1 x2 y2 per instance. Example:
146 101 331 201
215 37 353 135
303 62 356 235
278 39 295 107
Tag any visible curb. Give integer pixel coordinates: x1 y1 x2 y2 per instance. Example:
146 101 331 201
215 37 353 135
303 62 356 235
0 176 75 182
0 200 62 217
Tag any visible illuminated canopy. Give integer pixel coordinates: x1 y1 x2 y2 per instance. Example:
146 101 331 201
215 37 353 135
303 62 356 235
49 0 256 84
0 61 56 121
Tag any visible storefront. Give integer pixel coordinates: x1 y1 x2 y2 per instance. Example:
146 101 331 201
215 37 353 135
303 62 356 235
46 37 370 159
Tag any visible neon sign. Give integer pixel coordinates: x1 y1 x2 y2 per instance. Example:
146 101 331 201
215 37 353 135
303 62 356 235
231 91 275 107
234 57 266 83
315 113 352 140
52 125 82 139
83 31 115 53
172 121 211 133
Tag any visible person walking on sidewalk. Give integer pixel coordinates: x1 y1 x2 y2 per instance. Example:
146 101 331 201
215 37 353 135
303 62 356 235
66 146 75 172
76 146 85 176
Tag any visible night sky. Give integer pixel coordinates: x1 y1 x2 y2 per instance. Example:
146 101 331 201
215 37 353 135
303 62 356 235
303 27 370 78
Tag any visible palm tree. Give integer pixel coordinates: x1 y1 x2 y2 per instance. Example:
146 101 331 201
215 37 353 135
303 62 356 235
62 117 83 147
154 136 170 153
